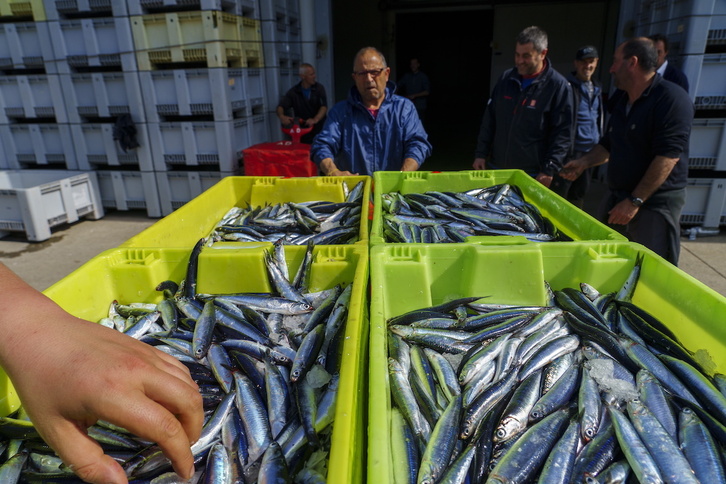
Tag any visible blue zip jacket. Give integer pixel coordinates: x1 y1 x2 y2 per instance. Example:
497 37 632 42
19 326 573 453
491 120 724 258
311 82 432 176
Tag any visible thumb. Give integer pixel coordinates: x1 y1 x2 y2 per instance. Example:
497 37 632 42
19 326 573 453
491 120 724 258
44 420 129 484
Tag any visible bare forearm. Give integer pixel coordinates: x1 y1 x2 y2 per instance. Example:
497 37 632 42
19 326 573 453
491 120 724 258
313 106 327 123
578 144 610 169
559 144 609 181
632 155 679 200
401 158 420 171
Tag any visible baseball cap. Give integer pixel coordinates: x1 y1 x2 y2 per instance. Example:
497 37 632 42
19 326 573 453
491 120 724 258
576 46 599 60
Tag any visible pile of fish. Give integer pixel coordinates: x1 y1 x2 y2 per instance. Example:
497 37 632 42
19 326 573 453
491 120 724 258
387 256 726 483
0 239 352 483
380 184 568 243
208 180 364 245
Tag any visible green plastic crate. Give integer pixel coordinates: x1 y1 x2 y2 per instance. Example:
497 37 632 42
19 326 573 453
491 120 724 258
367 241 726 483
120 175 372 249
370 170 626 245
1 244 368 484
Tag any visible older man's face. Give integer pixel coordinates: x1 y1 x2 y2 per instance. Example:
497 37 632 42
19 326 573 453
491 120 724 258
352 51 390 107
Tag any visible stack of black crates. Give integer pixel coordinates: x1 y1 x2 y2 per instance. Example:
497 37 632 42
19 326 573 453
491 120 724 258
0 0 302 217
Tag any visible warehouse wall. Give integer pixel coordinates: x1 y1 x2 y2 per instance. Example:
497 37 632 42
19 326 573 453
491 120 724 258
490 2 616 93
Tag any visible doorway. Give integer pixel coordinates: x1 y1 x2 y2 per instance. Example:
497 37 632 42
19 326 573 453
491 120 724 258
395 9 493 171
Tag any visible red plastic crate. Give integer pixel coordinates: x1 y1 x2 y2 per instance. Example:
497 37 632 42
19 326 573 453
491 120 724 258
242 141 317 177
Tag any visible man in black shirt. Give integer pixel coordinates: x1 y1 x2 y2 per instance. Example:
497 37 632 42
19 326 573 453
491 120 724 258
276 63 328 144
560 37 694 265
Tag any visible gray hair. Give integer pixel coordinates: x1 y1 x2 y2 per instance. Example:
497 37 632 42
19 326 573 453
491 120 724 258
299 63 314 76
622 37 658 73
516 26 548 53
353 47 388 71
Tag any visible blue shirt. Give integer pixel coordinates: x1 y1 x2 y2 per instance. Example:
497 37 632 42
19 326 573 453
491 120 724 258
311 82 432 176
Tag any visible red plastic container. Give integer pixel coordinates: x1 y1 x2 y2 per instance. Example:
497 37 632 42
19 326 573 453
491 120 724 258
242 141 318 177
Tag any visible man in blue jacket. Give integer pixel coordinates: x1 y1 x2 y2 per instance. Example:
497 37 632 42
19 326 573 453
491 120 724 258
550 45 604 208
311 47 432 176
473 26 574 192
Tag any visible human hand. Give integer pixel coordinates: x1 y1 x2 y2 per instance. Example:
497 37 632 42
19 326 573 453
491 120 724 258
559 159 585 181
326 168 356 176
304 118 316 127
535 173 553 188
0 286 203 484
608 198 639 225
473 158 487 170
279 115 294 127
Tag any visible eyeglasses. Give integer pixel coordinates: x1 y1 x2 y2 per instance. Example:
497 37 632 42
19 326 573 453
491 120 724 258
353 68 386 78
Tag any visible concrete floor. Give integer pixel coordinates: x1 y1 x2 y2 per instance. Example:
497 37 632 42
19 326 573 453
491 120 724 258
1 199 725 299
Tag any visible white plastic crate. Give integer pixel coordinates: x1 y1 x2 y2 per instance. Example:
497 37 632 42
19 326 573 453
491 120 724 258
146 120 249 171
682 14 726 54
286 0 299 15
0 170 104 241
637 0 698 25
244 67 266 103
683 178 726 227
248 112 270 147
682 53 726 109
127 0 259 17
0 123 77 169
48 17 137 74
689 118 726 170
0 74 68 123
0 138 8 169
95 170 161 218
138 68 248 122
259 0 287 27
70 123 154 172
155 170 231 215
42 0 129 19
0 21 57 73
59 72 146 124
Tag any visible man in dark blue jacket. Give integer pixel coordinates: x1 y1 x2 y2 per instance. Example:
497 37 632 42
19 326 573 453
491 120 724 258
649 33 689 93
311 47 431 176
561 38 694 265
473 26 574 192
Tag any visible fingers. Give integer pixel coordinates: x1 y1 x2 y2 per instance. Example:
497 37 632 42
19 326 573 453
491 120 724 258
100 389 199 481
41 419 128 484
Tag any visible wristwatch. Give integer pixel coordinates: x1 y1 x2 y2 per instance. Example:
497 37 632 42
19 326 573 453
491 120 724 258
630 195 644 207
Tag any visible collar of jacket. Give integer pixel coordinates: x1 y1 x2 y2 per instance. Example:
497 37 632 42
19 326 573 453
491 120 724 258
295 81 319 92
640 72 663 99
567 72 602 88
347 81 397 109
507 58 553 86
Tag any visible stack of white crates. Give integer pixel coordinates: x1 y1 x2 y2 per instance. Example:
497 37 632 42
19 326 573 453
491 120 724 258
637 0 726 227
0 0 286 218
259 0 303 139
